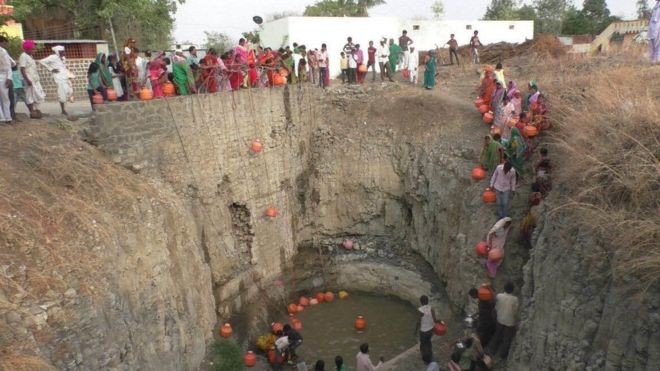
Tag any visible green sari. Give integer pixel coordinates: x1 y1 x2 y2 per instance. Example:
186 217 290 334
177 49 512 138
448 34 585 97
506 128 526 174
173 61 195 95
95 53 112 87
482 137 503 172
389 44 402 72
423 53 436 89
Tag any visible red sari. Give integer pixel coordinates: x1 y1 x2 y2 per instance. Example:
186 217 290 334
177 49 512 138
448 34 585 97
229 55 243 90
201 54 219 93
479 75 496 108
247 50 259 87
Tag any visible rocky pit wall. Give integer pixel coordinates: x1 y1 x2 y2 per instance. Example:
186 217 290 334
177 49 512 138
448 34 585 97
21 81 655 370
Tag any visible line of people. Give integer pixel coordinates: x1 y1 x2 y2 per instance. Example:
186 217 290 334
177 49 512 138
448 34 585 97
446 63 555 371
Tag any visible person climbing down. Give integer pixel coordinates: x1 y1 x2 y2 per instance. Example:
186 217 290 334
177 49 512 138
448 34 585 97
468 285 496 349
485 217 512 278
480 134 504 175
416 295 438 362
487 282 519 360
534 147 552 195
356 343 383 371
283 323 303 363
493 63 505 85
447 350 462 371
335 355 346 371
452 334 488 371
505 127 526 176
489 161 516 219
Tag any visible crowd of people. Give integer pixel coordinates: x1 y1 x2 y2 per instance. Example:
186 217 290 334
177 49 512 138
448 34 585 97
443 61 555 371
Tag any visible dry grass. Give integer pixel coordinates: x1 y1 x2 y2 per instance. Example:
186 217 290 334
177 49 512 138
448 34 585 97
532 55 660 288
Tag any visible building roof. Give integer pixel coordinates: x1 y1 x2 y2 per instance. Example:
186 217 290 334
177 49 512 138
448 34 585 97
33 39 108 44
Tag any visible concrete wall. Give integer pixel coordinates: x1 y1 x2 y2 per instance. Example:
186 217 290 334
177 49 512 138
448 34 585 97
261 17 534 76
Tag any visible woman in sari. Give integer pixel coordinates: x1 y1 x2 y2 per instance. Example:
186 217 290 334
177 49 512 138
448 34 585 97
172 52 196 95
478 67 496 108
486 217 512 278
480 135 504 174
95 53 113 88
148 53 166 97
107 54 125 100
200 48 219 93
532 94 550 130
423 50 436 90
388 38 402 73
247 49 259 87
229 53 244 90
491 80 505 114
506 127 526 175
525 81 540 111
497 96 515 140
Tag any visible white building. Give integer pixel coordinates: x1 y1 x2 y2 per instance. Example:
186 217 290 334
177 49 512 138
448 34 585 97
260 17 534 77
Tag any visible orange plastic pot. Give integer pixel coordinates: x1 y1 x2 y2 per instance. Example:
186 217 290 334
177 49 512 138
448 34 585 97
524 125 538 137
250 139 264 153
478 285 494 301
433 321 447 336
482 188 496 204
219 323 233 338
488 248 504 262
471 166 486 181
324 292 335 302
163 81 175 96
475 241 489 257
139 88 153 101
265 207 279 218
244 351 257 367
478 104 489 114
483 111 494 124
287 303 298 314
92 92 104 105
271 322 283 334
106 88 117 101
299 296 310 307
315 292 325 303
354 315 366 331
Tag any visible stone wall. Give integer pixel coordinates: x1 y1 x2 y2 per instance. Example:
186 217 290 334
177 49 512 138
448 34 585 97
89 86 323 320
37 58 91 101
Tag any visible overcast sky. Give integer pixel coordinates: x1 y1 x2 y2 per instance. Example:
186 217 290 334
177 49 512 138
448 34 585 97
174 0 640 44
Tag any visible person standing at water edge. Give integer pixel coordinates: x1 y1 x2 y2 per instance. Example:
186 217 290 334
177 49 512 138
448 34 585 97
39 45 73 115
356 343 383 371
649 0 660 64
488 282 519 360
335 355 346 371
283 323 303 363
416 295 437 362
423 354 440 371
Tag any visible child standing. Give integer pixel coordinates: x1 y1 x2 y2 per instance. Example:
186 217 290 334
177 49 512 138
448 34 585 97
11 66 27 120
340 52 348 84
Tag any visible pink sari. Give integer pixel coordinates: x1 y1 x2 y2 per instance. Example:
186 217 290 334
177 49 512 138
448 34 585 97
148 55 166 97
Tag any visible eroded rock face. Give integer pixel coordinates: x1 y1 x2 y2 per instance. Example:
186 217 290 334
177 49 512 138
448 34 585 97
509 204 660 371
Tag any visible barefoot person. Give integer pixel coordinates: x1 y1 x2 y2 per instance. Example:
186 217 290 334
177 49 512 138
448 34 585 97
19 40 44 118
39 45 73 115
356 343 383 371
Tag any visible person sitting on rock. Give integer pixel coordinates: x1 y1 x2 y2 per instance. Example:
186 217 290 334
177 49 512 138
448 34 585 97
283 323 303 363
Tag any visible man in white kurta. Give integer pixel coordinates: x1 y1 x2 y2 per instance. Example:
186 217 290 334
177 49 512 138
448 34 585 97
39 45 73 115
0 35 15 123
407 47 419 85
19 40 45 118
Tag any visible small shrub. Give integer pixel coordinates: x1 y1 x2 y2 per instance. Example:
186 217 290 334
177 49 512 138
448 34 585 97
255 333 276 353
211 339 244 371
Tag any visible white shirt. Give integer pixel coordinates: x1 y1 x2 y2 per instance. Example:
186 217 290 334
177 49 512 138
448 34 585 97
348 53 358 68
0 47 15 79
317 50 328 68
275 336 289 352
426 362 440 371
19 53 39 83
495 292 519 327
39 54 69 80
377 43 389 63
418 304 435 332
408 51 419 70
356 352 382 371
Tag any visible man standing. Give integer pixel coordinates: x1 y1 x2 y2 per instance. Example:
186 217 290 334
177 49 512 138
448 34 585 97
283 324 303 363
650 0 660 64
343 37 356 84
307 49 318 84
367 41 377 82
470 30 482 64
416 295 437 362
19 39 44 119
407 46 419 85
0 35 14 123
489 161 516 219
446 34 460 65
317 44 328 88
39 45 73 115
488 282 519 360
398 30 413 71
377 38 391 82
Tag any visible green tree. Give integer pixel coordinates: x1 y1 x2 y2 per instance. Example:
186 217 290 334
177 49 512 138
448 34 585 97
637 0 650 19
431 1 445 19
12 0 184 49
203 31 233 54
483 0 520 20
534 0 568 34
211 340 243 371
516 4 537 20
561 5 592 34
303 0 385 17
582 0 612 33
